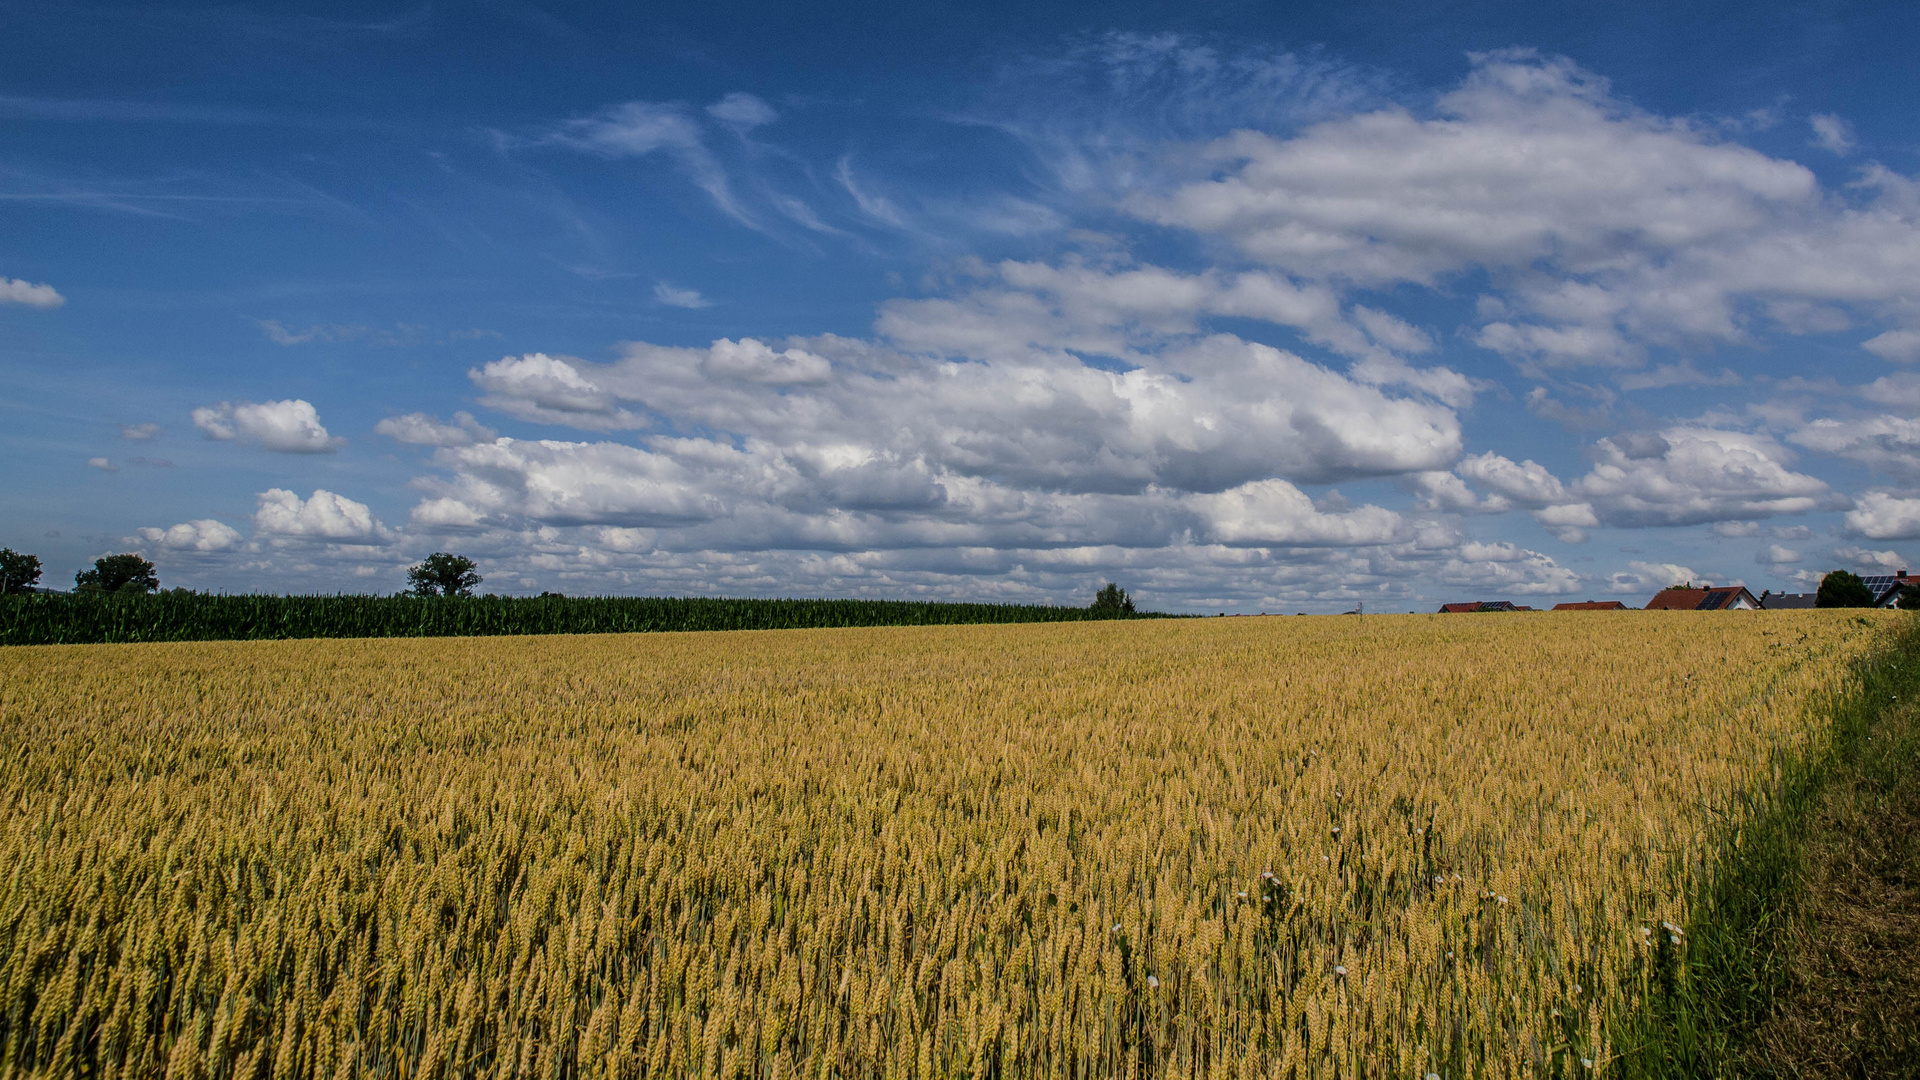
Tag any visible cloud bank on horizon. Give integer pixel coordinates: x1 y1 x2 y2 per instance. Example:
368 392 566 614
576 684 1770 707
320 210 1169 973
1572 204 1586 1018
7 15 1920 610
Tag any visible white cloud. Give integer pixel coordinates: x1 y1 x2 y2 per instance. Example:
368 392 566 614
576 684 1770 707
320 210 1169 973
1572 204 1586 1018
1834 545 1910 572
653 282 712 308
375 410 496 448
1789 414 1920 478
0 278 63 308
137 519 242 553
253 488 393 543
1609 560 1697 594
1809 113 1855 156
1713 520 1762 537
1192 479 1401 546
536 100 751 226
191 399 344 453
86 456 116 471
1757 543 1802 565
1575 427 1832 526
1457 452 1569 506
470 353 647 430
1863 329 1920 363
706 92 777 131
1126 51 1920 372
119 422 161 440
1845 491 1920 540
1436 540 1582 595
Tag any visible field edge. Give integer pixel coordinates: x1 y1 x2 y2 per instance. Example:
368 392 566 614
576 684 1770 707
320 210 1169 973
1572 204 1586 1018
1608 612 1920 1077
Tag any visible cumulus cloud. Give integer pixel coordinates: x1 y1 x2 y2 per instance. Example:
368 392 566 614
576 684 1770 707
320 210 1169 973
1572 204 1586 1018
0 278 64 308
1127 51 1920 372
1610 560 1698 594
1845 491 1920 540
85 456 116 471
470 330 1458 498
253 488 393 543
1863 330 1920 363
119 422 161 440
1834 545 1910 572
470 353 648 430
191 399 344 453
1453 452 1596 540
137 519 242 553
1789 414 1920 478
1575 428 1833 526
1757 543 1802 565
1436 540 1582 595
375 410 496 448
1193 479 1401 545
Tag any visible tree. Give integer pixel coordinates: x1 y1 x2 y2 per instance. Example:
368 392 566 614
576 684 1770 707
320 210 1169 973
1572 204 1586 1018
1816 569 1876 608
1897 584 1920 610
1090 582 1136 616
74 553 159 595
407 552 482 597
0 548 41 595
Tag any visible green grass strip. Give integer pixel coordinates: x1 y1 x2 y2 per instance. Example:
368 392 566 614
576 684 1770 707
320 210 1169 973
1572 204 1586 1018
1610 613 1920 1077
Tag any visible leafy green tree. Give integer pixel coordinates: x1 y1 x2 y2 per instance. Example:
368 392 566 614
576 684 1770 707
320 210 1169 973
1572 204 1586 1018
1090 582 1136 616
0 548 42 595
1816 569 1876 608
407 552 483 597
74 553 159 595
1896 583 1920 610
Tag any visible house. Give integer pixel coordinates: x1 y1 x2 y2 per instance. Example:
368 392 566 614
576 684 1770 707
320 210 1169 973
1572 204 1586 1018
1437 600 1535 613
1551 601 1629 611
1758 591 1817 609
1644 585 1760 611
1862 572 1920 607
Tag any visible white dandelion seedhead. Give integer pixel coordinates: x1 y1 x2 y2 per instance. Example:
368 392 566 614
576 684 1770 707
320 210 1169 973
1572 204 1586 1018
1112 924 1122 933
1260 869 1274 880
1497 895 1509 906
1581 1058 1594 1069
1331 826 1341 836
1236 890 1248 899
1334 965 1348 977
1571 984 1581 995
1146 975 1159 989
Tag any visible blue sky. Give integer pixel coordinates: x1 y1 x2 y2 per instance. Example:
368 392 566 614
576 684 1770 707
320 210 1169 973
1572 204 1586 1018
6 1 1920 611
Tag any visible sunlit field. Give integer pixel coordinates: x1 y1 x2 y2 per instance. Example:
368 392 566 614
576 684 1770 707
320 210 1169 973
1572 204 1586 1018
0 612 1896 1078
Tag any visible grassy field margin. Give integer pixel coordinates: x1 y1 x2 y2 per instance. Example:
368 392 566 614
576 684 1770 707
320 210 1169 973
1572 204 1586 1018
1612 612 1920 1076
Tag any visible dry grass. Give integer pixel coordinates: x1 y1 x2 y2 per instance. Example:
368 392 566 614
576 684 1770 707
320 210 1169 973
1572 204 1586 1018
0 611 1896 1078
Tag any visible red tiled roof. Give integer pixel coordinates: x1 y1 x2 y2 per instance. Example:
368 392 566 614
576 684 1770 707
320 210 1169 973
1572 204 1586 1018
1645 586 1758 611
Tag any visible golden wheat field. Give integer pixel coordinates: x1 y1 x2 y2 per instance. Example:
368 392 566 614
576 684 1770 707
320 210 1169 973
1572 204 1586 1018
0 611 1900 1079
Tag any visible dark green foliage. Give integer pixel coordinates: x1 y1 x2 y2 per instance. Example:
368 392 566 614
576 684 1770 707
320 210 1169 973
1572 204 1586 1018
1090 582 1136 616
0 549 40 595
407 552 482 597
0 592 1183 645
73 553 159 595
1816 569 1875 608
1897 584 1920 610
